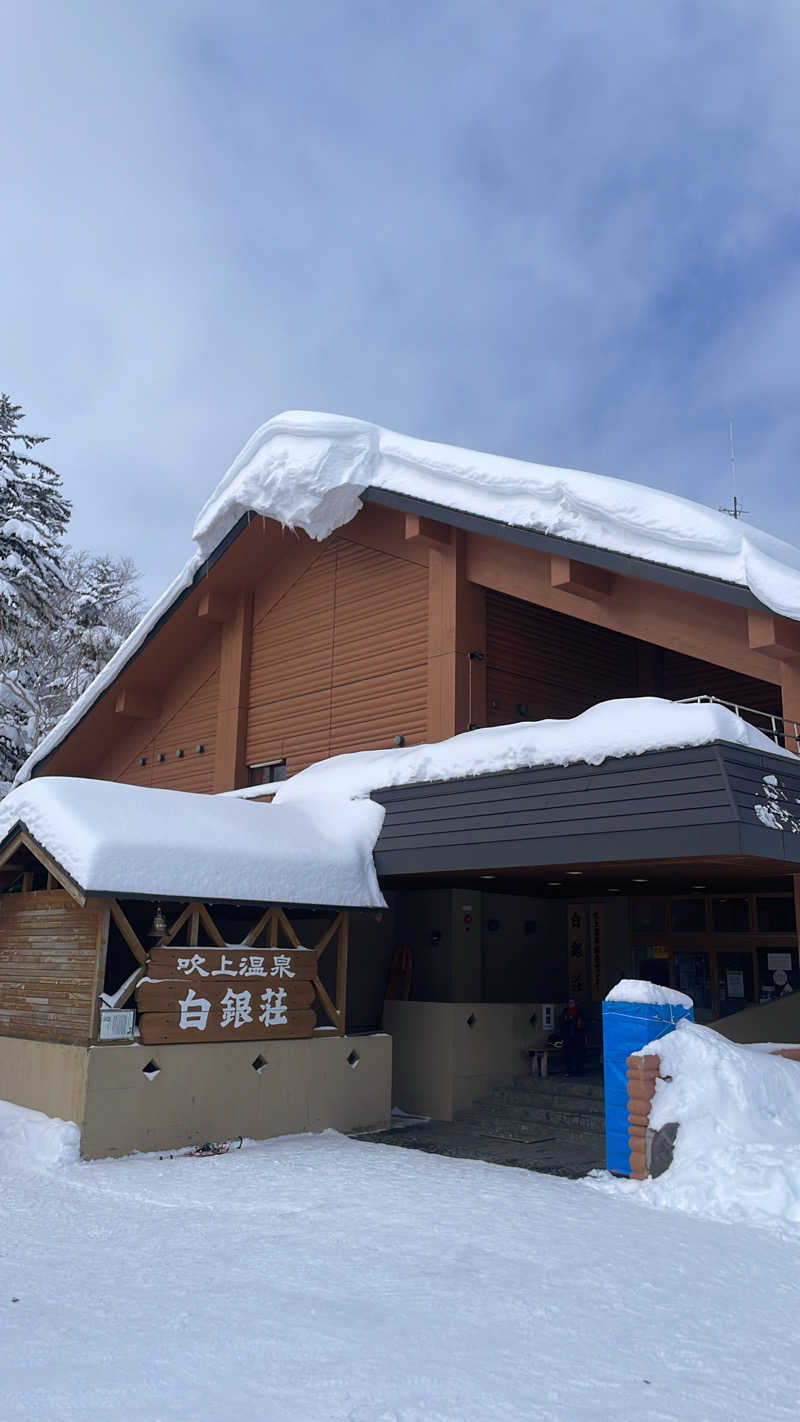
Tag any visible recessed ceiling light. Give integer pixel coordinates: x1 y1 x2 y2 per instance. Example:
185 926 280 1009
480 874 496 880
692 884 707 891
547 881 562 887
607 888 621 893
566 871 583 877
632 877 648 884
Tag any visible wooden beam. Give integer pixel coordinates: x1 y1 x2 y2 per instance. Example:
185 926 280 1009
426 533 486 740
109 899 147 966
335 913 349 1031
244 908 273 947
15 831 85 905
312 914 342 961
274 906 300 949
196 588 235 623
90 903 112 1041
213 591 253 792
312 973 341 1030
404 512 452 548
747 611 800 663
550 554 612 602
198 902 226 947
161 902 194 948
114 687 160 719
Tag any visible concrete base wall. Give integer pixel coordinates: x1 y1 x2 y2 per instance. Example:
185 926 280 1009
81 1033 392 1158
0 1036 89 1125
383 1001 554 1120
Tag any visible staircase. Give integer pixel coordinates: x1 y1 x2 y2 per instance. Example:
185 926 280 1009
356 1070 606 1179
452 1070 606 1177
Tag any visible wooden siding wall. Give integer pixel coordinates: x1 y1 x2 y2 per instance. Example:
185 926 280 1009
0 891 100 1044
485 592 637 725
246 538 428 773
660 649 781 717
114 668 219 790
485 591 781 729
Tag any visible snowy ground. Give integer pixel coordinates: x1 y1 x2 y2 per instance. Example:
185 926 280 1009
1 1110 799 1421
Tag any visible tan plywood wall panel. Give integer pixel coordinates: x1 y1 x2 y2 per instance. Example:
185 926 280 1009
247 538 428 773
116 668 219 791
0 892 100 1045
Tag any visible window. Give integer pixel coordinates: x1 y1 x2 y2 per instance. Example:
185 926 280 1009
670 899 707 933
711 897 750 933
756 897 796 934
247 760 287 788
631 900 665 933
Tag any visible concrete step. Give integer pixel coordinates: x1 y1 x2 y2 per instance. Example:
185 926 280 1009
496 1078 605 1107
457 1101 605 1136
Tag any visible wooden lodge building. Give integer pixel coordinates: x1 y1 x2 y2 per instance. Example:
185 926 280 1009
2 411 800 1157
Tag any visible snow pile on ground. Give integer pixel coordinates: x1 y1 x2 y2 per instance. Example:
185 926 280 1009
606 979 694 1008
591 1020 800 1232
194 410 800 620
2 1117 800 1420
0 1100 79 1172
0 776 384 907
265 696 793 807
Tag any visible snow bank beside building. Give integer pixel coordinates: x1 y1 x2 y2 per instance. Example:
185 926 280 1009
590 1021 800 1233
268 696 793 807
0 1100 79 1171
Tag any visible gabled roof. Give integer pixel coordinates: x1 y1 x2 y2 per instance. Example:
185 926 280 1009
0 777 384 907
15 410 800 784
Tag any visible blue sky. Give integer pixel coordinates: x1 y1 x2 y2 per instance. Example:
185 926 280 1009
2 1 799 599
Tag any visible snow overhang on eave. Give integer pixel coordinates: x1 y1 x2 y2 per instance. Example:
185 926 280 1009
362 487 769 613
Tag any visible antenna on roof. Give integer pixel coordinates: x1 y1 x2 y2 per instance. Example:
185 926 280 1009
719 419 748 519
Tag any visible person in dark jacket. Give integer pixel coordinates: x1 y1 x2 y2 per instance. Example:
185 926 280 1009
560 999 587 1075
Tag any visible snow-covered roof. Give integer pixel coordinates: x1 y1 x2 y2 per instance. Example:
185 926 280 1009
261 696 795 808
0 777 384 907
16 410 800 785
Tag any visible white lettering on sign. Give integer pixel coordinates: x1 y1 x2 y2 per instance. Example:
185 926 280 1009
169 952 306 979
177 954 209 977
259 987 288 1028
178 988 212 1031
220 988 254 1029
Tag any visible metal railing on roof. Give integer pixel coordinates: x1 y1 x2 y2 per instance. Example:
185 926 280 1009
680 694 800 756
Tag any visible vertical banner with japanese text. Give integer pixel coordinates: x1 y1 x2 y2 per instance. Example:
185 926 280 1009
567 904 587 1000
589 902 606 1001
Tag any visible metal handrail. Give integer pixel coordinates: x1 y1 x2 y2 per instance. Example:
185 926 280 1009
679 694 800 755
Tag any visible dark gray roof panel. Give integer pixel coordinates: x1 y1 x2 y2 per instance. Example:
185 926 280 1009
372 741 800 875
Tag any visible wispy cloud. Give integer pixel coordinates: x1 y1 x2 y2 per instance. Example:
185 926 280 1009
2 0 799 596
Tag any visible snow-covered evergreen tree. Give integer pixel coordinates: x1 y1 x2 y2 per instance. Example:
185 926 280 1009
0 397 143 787
0 396 71 780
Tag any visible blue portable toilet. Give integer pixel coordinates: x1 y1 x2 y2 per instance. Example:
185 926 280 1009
602 980 694 1175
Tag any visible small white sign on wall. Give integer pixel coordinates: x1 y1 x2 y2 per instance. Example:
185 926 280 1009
542 1004 555 1030
99 1009 135 1040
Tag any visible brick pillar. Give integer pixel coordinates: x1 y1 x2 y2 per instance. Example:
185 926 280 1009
626 1052 661 1180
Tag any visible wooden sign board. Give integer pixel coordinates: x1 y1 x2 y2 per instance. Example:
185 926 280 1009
145 947 316 982
139 1008 317 1046
136 945 319 1044
136 978 315 1012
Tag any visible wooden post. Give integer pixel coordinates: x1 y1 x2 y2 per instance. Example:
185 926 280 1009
213 590 253 792
335 913 349 1035
426 532 486 741
90 905 112 1042
780 662 800 754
